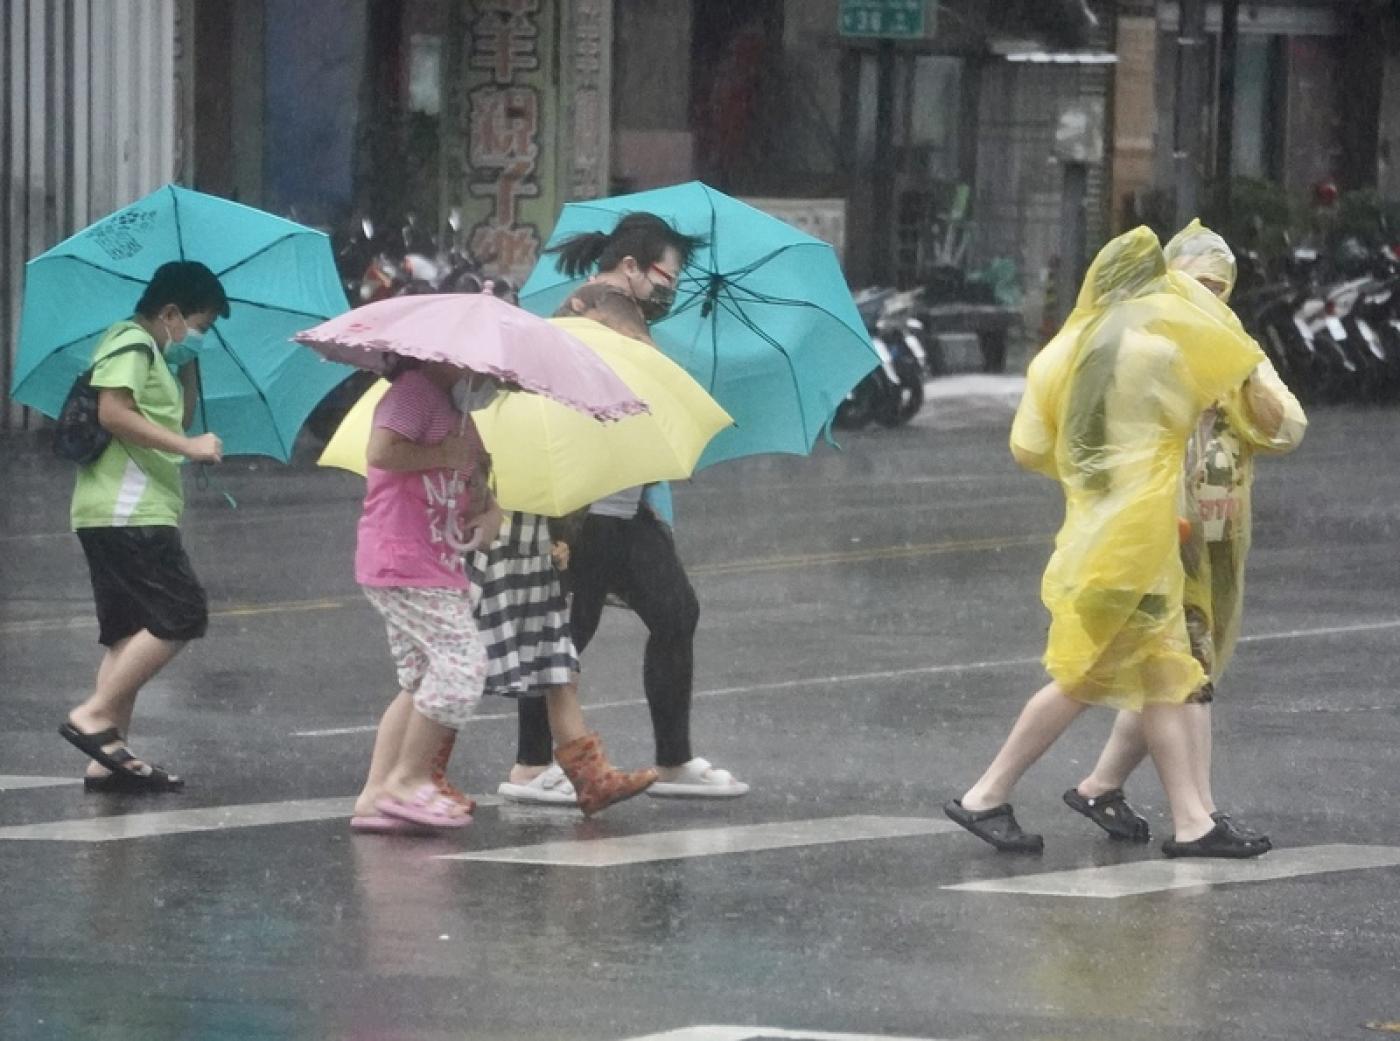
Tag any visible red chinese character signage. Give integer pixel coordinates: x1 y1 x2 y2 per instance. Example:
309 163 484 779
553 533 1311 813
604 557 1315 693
464 0 554 284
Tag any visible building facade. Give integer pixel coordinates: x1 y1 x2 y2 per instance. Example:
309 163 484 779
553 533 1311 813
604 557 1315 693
8 0 1400 428
3 0 194 429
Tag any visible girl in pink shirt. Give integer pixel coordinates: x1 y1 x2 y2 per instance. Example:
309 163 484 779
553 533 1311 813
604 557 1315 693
351 359 503 832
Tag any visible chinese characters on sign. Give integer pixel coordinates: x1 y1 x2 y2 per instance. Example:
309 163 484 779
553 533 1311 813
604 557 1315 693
466 0 546 282
569 0 609 200
839 0 927 39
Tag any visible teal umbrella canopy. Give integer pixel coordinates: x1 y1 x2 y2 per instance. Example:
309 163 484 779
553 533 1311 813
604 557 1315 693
10 184 353 461
519 182 878 468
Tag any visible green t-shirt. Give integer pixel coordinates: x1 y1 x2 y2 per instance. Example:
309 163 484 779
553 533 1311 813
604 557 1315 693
70 320 187 529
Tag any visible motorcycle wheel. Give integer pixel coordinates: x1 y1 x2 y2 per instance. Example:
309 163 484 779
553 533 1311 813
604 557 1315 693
834 378 879 430
874 361 925 427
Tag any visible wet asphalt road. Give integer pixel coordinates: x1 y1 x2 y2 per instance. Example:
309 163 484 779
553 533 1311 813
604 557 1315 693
2 379 1398 1041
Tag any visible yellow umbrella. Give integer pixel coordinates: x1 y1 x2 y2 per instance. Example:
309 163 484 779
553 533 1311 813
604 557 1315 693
318 317 733 516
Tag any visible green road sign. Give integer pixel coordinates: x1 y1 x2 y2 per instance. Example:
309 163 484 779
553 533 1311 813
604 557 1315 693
839 0 928 39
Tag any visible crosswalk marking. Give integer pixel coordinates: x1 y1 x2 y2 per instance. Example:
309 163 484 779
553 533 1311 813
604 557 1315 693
438 815 960 868
0 775 80 792
0 794 504 843
943 844 1400 899
618 1027 948 1041
291 616 1400 739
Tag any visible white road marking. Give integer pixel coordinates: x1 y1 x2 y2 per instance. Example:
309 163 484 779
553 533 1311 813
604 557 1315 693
942 844 1400 899
1237 618 1400 643
0 794 504 842
291 656 1044 737
618 1027 950 1041
438 815 960 868
0 775 81 792
292 613 1400 738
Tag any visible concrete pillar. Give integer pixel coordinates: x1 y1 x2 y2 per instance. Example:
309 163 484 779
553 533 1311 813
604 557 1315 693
1173 0 1208 226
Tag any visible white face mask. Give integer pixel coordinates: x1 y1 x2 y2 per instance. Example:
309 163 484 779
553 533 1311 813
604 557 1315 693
452 375 502 413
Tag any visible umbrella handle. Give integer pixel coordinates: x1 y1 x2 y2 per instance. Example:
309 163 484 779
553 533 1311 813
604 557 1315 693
442 410 483 553
442 481 483 555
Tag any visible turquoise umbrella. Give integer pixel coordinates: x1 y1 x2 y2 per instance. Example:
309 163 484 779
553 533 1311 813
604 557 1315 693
519 182 878 468
10 184 353 460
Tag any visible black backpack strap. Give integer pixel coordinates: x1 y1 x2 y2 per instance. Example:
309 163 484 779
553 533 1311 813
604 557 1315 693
89 341 155 379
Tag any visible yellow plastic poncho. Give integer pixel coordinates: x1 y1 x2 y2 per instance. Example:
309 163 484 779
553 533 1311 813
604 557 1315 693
1010 227 1266 710
1164 221 1307 681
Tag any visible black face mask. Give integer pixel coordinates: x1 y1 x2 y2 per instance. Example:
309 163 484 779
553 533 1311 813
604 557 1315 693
638 280 676 323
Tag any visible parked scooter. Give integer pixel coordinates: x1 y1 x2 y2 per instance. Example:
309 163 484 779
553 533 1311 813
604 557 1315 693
871 288 929 426
834 287 927 429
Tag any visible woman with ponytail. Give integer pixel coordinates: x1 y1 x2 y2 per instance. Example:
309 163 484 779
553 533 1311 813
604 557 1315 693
493 211 750 805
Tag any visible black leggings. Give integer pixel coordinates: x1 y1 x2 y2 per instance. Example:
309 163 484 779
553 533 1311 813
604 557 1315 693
516 510 699 768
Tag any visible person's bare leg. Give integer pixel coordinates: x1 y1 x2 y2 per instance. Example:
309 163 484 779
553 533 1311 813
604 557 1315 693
544 680 588 747
354 691 414 816
1076 709 1149 797
1186 702 1216 815
507 675 581 785
83 640 134 779
1141 702 1214 841
961 681 1086 811
383 709 457 799
68 631 185 771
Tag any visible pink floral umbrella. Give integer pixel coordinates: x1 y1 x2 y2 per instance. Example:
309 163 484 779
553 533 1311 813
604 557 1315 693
293 293 647 422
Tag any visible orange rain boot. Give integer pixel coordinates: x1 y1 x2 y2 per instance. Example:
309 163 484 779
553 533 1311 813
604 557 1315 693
554 732 657 817
430 731 477 814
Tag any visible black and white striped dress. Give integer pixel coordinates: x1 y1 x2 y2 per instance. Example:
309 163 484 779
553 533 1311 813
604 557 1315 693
468 511 578 697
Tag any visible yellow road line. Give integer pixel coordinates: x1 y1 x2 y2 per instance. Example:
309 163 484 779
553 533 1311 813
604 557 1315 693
691 533 1047 576
0 532 1048 636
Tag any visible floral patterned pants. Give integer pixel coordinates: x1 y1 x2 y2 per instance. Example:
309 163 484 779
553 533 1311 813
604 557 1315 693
363 586 486 729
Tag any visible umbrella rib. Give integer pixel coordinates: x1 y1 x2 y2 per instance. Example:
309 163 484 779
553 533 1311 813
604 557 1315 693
28 253 148 289
25 323 128 364
715 242 809 283
208 324 292 459
171 185 186 261
712 240 839 285
222 295 337 322
710 278 872 345
215 232 305 280
704 191 722 395
712 285 812 445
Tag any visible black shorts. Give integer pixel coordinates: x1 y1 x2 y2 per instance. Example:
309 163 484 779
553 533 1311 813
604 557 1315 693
77 527 208 646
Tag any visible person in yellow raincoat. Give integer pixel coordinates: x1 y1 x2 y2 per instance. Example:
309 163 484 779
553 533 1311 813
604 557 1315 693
945 226 1273 858
1063 220 1306 846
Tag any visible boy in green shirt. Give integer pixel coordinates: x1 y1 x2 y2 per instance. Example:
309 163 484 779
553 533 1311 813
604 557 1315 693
58 261 229 791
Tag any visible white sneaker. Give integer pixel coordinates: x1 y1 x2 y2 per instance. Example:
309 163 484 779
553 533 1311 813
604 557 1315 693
648 757 749 798
497 763 578 806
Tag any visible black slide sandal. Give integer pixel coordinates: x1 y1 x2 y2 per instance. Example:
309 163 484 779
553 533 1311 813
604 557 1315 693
944 799 1044 853
60 722 181 789
84 768 184 793
1063 787 1151 842
1162 820 1271 859
59 722 135 774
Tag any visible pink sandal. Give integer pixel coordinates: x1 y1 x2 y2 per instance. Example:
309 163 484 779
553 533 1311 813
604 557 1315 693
376 784 473 829
350 815 429 834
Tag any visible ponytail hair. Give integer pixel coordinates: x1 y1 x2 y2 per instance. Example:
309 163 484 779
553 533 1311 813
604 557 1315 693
549 231 611 277
548 212 705 278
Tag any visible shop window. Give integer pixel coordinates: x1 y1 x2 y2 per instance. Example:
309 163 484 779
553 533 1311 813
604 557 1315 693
1230 35 1282 180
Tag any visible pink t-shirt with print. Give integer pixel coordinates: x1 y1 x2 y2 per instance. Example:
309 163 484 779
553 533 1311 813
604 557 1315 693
355 369 486 589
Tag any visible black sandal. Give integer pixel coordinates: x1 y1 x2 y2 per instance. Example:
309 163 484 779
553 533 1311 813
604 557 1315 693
1162 820 1271 859
944 799 1044 853
84 768 184 793
59 722 181 790
1211 811 1270 848
1063 787 1150 843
